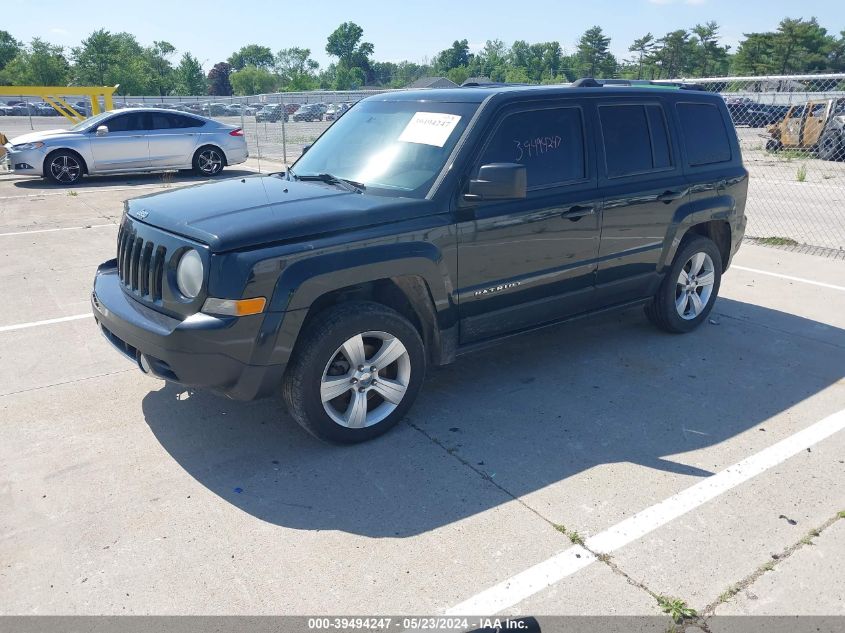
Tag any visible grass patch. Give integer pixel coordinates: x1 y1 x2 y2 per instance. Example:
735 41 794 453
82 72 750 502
774 149 813 161
553 523 567 535
796 164 807 182
718 585 740 603
800 534 815 546
657 595 697 624
67 190 78 197
838 510 845 519
760 561 775 572
568 530 584 546
756 236 800 246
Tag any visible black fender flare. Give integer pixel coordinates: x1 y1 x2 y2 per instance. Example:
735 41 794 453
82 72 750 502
253 242 458 366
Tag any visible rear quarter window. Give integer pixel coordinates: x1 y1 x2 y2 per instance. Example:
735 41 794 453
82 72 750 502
677 102 732 166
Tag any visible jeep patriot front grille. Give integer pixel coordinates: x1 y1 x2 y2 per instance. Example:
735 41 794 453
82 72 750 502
116 223 166 301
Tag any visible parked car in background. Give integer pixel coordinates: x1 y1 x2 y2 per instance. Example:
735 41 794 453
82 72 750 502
284 103 301 115
4 108 248 185
201 103 230 117
324 102 351 121
766 98 845 160
256 104 286 122
725 98 787 128
292 104 324 122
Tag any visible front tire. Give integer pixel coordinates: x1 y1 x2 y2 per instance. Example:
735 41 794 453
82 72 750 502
282 301 426 444
44 150 84 185
645 235 722 333
192 146 225 176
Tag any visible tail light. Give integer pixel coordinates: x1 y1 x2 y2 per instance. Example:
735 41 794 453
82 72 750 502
229 128 244 136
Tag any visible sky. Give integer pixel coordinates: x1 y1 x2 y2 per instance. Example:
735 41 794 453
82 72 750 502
6 0 844 72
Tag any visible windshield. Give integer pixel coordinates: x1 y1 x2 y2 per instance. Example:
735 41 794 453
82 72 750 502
291 100 478 198
70 111 113 132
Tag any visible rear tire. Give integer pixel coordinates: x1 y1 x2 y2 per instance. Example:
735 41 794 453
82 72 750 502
192 146 225 176
282 301 426 444
645 235 722 334
44 150 84 185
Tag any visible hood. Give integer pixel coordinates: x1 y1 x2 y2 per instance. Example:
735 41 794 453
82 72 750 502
125 174 435 252
10 129 79 145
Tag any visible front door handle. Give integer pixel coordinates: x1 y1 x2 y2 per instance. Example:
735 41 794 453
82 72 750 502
656 189 685 204
561 205 595 221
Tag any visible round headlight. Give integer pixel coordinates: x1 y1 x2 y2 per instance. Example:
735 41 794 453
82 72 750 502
176 249 204 298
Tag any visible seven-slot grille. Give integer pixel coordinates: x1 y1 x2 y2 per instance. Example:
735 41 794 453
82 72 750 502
116 222 167 301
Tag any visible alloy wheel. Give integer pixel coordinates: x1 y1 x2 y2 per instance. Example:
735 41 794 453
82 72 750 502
675 252 715 320
50 154 81 183
198 149 222 175
320 331 411 429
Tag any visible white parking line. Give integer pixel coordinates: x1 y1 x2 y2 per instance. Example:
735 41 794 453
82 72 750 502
0 313 92 333
733 265 845 292
0 223 116 237
446 407 845 616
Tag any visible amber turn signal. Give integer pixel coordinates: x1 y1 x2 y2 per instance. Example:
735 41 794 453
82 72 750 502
202 297 267 316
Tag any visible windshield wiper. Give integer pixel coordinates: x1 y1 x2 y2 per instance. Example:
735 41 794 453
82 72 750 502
291 172 365 193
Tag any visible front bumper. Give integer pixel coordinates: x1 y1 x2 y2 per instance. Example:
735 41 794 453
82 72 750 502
4 145 46 175
91 259 285 400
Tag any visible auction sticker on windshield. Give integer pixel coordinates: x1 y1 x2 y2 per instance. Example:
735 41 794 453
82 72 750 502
398 112 462 147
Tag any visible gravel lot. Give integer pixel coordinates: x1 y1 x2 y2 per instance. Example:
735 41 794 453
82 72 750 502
0 163 843 622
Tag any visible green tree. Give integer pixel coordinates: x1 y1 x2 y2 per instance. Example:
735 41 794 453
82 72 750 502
228 44 274 71
72 30 149 94
275 47 319 90
173 52 207 95
230 65 277 95
434 39 472 73
0 38 69 86
145 40 176 96
771 17 833 73
0 30 21 70
731 32 776 75
575 26 617 78
325 22 374 73
207 61 233 96
629 33 656 79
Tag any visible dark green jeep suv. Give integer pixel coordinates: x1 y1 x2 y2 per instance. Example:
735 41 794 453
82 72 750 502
92 80 748 443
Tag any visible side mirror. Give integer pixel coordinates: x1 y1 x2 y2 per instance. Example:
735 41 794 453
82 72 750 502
465 163 527 202
301 144 312 155
96 125 109 137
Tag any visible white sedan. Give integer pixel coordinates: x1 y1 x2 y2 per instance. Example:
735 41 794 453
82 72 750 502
4 108 248 185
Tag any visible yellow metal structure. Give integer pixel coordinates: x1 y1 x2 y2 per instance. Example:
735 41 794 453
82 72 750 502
0 85 119 123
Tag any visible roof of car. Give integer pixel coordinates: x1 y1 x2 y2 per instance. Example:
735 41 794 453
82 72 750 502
366 82 720 104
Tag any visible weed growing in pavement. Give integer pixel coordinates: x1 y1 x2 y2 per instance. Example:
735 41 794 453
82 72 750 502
67 190 78 197
796 164 807 182
757 236 799 246
657 595 697 624
568 531 584 546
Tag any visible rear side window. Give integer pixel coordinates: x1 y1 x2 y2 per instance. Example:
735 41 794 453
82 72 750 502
480 107 586 188
677 102 732 166
599 104 673 177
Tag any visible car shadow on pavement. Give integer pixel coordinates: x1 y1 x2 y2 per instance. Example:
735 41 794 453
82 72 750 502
10 169 258 190
141 298 845 537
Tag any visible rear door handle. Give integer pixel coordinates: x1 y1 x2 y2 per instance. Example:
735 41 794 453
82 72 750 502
656 190 685 203
561 205 595 221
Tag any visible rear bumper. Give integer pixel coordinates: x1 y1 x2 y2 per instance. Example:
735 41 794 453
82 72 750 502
91 259 284 400
224 144 249 166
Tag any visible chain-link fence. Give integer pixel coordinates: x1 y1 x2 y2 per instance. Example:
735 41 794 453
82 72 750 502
2 76 844 254
684 73 845 256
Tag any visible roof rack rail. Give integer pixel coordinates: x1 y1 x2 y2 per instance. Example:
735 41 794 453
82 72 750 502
572 77 705 91
460 81 531 88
